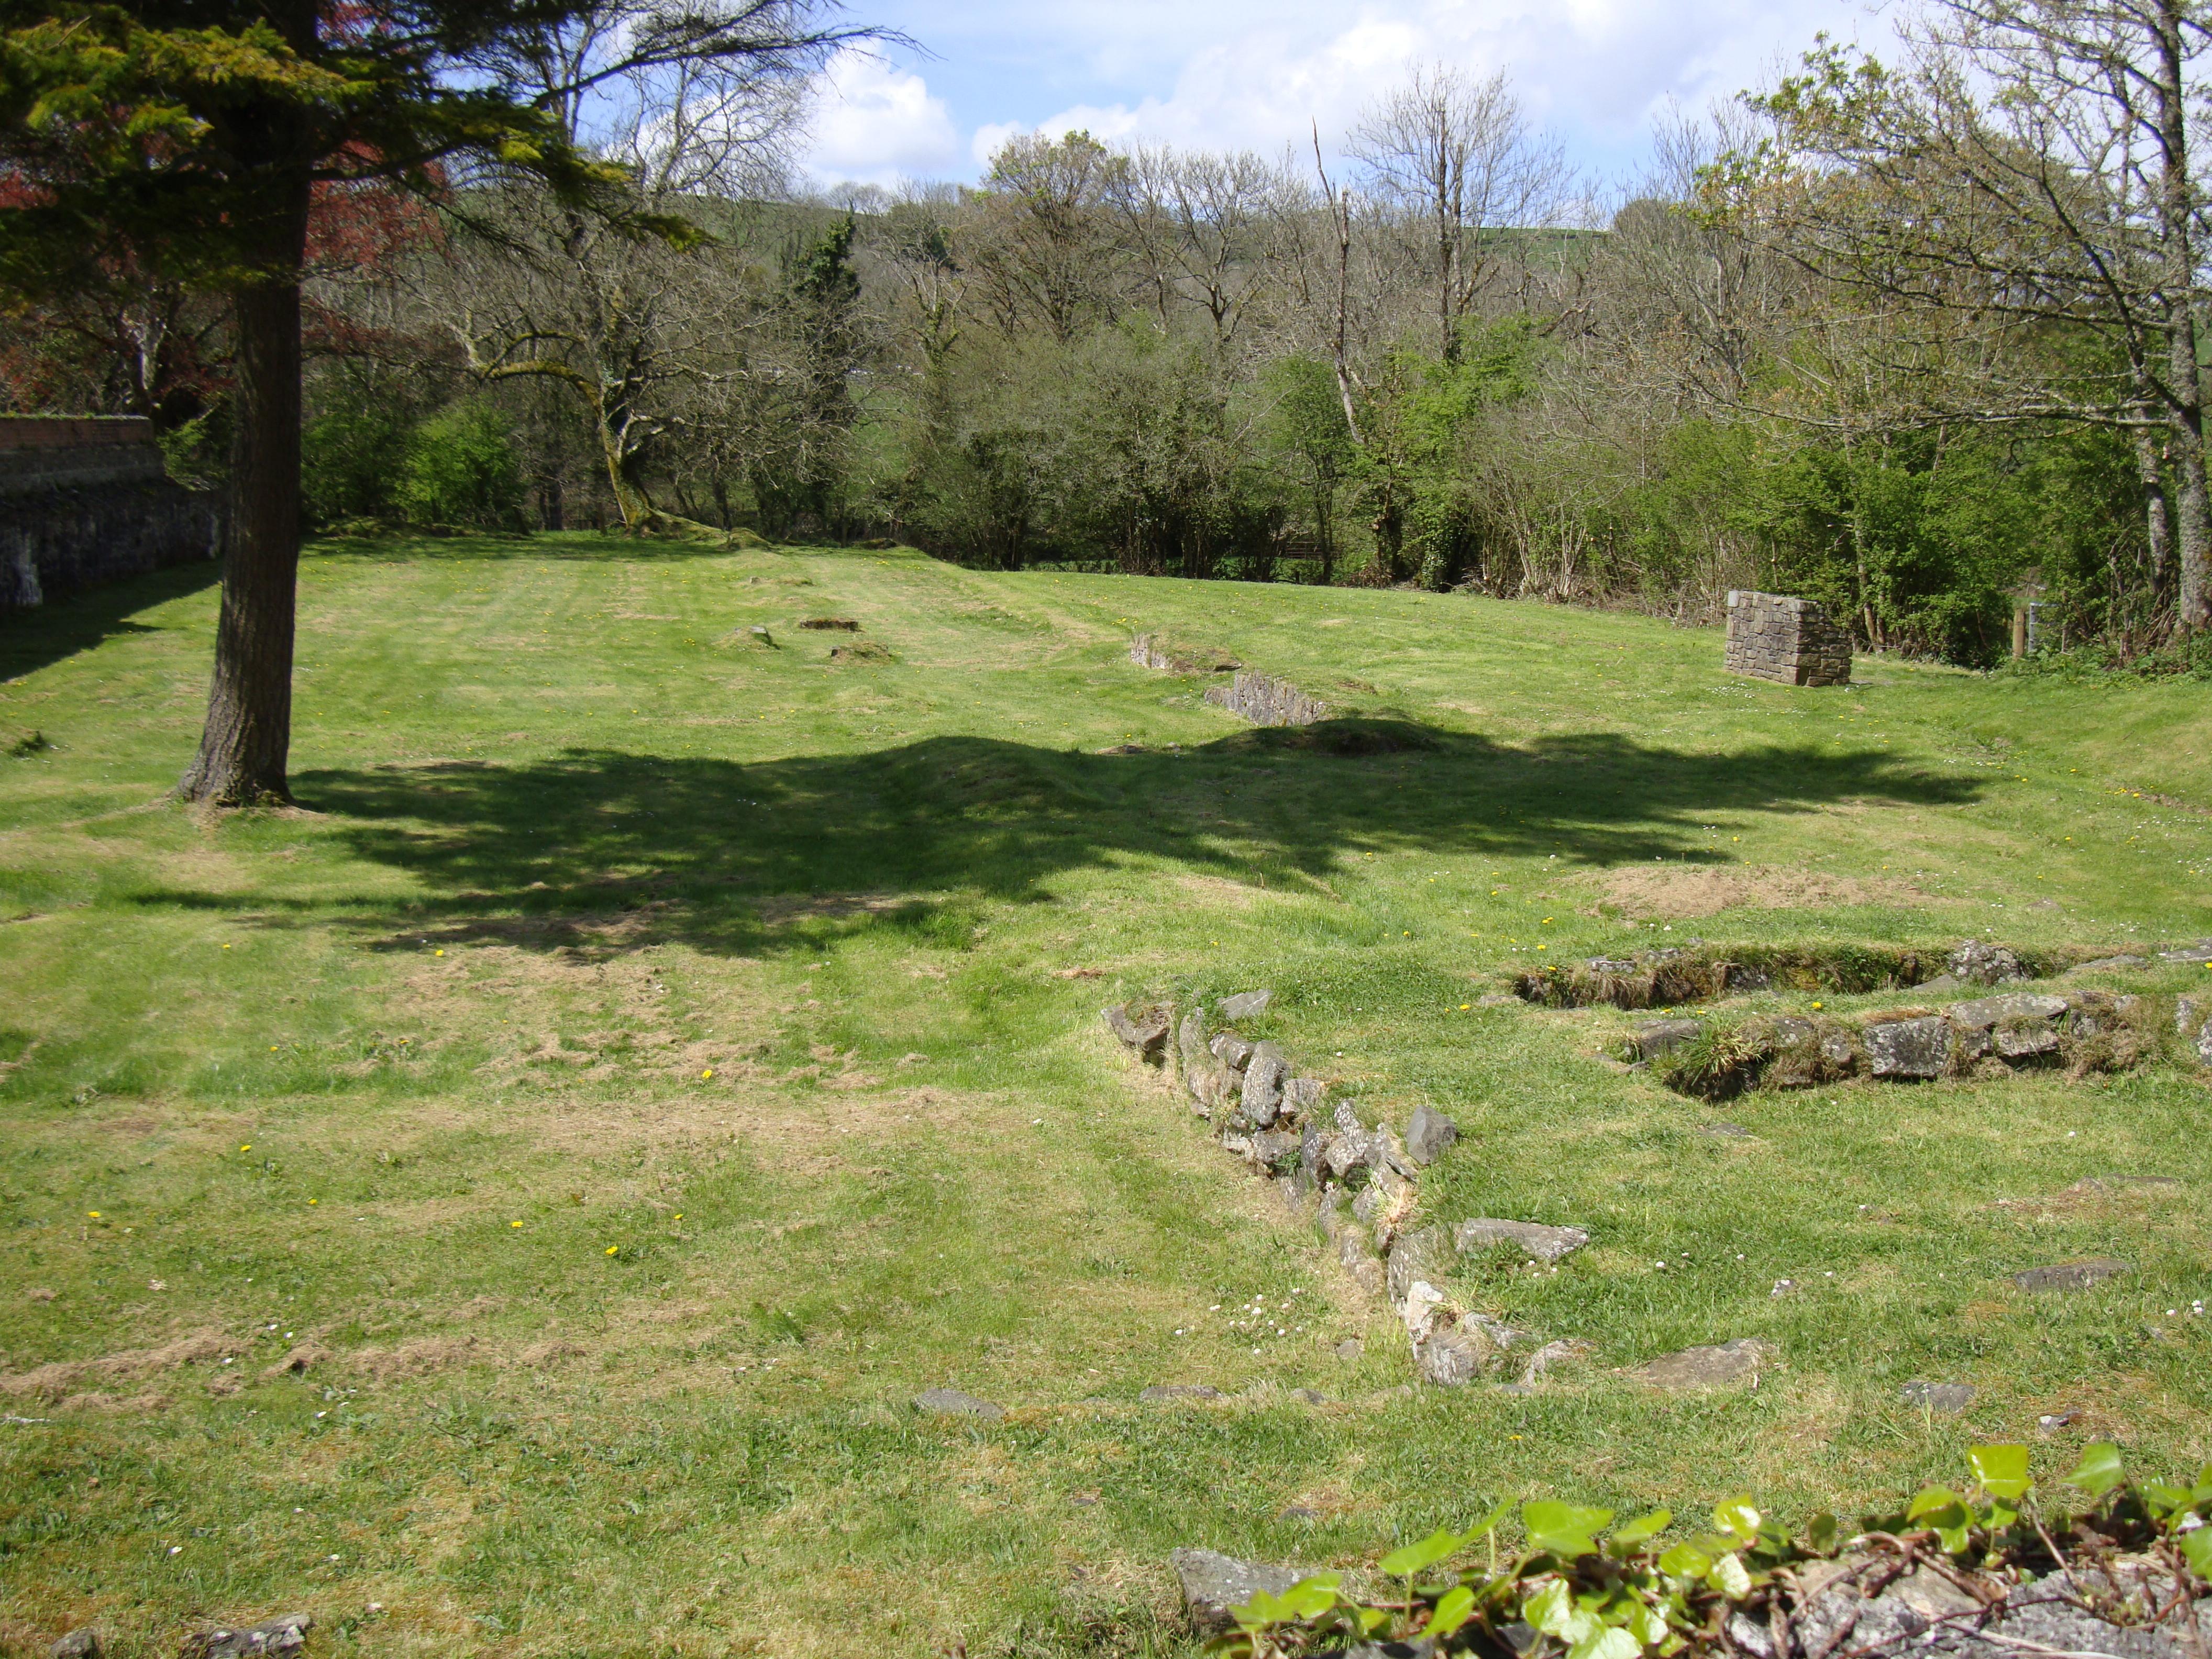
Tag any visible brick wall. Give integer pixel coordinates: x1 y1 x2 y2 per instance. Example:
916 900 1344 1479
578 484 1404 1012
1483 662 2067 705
0 416 221 611
1723 591 1852 687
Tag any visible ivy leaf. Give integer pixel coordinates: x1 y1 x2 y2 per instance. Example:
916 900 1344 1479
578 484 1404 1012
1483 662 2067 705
1968 1445 2032 1503
1708 1553 1753 1600
1711 1497 1762 1543
1525 1579 1578 1639
1805 1513 1840 1555
1610 1510 1674 1553
1381 1528 1471 1578
1622 1600 1673 1646
2063 1443 2126 1500
1568 1625 1643 1659
1525 1499 1615 1560
1658 1542 1714 1581
2178 1526 2212 1578
1423 1585 1477 1638
1278 1574 1342 1620
2141 1483 2193 1520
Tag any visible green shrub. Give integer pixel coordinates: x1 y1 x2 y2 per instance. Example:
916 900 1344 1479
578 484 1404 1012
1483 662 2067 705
396 401 526 531
303 381 413 525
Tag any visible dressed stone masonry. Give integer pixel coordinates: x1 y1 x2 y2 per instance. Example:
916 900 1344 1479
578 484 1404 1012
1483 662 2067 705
1724 590 1852 687
0 417 221 611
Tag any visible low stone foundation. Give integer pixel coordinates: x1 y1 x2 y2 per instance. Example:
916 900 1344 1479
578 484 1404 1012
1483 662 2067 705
1203 670 1329 727
1723 590 1851 686
1 417 222 611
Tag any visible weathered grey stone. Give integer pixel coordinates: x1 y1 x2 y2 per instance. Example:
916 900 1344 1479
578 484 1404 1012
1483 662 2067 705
1103 1001 1174 1062
1993 1025 2061 1062
1630 1018 1704 1061
1454 1218 1590 1263
1332 1102 1364 1136
1769 1016 1816 1051
1290 1388 1331 1406
1334 1337 1363 1361
1177 1007 1210 1073
1281 1077 1327 1120
1336 1229 1387 1298
1386 1226 1455 1306
2157 939 2212 964
1350 1165 1410 1225
1169 1548 1304 1636
1242 1042 1289 1126
1204 670 1330 727
182 1616 310 1659
1403 1103 1458 1166
50 1631 101 1659
1320 1132 1366 1181
1247 1129 1301 1174
1726 964 1774 991
1950 992 2069 1030
1370 1125 1420 1180
1219 989 1274 1021
1634 1338 1775 1391
1865 1015 1952 1078
1414 1317 1497 1386
1952 1024 1994 1062
2072 955 2151 974
1190 1061 1242 1116
1912 973 1968 997
2176 996 2212 1064
1210 1032 1255 1071
914 1387 1004 1419
2013 1259 2132 1292
1519 1339 1594 1384
1947 940 2028 985
1702 1122 1754 1139
1141 1385 1223 1402
1900 1380 1976 1414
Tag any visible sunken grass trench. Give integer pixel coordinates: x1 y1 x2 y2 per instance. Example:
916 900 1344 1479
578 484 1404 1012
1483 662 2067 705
1 534 2208 1657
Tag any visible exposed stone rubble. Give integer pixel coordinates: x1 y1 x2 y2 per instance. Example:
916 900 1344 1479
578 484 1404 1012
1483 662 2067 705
1723 590 1852 687
181 1616 311 1659
1170 1548 1303 1636
1129 633 1241 674
1534 939 2077 1013
1204 670 1330 727
1651 979 2187 1098
1741 1556 2212 1659
913 1387 1004 1419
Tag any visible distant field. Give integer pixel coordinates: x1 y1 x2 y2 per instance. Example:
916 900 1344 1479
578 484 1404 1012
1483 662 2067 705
2 535 2208 1659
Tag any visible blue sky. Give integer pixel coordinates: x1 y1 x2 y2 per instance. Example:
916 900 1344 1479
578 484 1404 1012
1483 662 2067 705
799 0 1887 191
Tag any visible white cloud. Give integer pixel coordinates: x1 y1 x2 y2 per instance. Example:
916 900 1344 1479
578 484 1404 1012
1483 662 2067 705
859 0 1887 184
801 48 961 187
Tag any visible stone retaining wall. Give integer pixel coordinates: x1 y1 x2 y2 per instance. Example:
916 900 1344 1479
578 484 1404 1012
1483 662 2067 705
1723 590 1852 687
1 416 222 611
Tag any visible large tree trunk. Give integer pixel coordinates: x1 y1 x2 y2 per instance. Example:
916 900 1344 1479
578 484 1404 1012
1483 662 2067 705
2132 423 2172 606
178 262 306 805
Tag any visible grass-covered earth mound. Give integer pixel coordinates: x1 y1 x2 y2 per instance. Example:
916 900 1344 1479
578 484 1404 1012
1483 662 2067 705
1 535 2208 1657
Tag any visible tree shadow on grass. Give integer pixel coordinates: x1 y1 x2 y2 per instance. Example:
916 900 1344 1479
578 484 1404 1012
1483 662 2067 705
198 716 1983 959
0 559 218 682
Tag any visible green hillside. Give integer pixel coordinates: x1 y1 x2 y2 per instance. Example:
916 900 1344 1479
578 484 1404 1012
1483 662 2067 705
2 536 2208 1658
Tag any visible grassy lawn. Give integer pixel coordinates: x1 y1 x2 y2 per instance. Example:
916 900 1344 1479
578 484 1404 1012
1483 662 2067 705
2 534 2208 1658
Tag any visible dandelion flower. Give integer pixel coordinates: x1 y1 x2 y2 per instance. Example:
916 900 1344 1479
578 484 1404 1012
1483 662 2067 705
1811 1002 1823 1010
605 1245 618 1256
87 1210 101 1219
240 1145 251 1153
702 1068 713 1079
673 1213 683 1221
511 1220 523 1228
434 949 445 957
1459 1003 1471 1011
308 1199 316 1205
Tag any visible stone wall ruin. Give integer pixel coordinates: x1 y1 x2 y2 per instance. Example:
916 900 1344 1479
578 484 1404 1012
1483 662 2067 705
0 417 222 612
1724 590 1852 687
